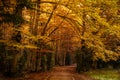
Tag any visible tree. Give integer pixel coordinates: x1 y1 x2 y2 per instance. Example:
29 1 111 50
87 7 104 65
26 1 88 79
0 0 120 76
72 0 120 70
0 0 34 76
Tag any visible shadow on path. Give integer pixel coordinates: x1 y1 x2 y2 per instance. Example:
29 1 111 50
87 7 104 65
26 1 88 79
0 65 96 80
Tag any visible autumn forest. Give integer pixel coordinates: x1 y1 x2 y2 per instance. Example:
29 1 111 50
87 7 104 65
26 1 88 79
0 0 120 80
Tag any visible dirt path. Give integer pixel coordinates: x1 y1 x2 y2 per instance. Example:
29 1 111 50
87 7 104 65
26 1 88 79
1 65 96 80
25 65 95 80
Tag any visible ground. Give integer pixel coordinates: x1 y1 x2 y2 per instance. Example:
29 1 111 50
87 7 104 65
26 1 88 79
0 65 96 80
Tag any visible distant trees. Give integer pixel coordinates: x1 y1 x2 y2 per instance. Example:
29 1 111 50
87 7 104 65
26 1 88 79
75 46 93 73
65 52 71 65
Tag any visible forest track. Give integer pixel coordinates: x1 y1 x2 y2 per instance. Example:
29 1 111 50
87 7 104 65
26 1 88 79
26 65 96 80
0 65 96 80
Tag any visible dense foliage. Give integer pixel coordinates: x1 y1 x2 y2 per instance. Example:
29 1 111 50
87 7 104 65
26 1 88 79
0 0 120 77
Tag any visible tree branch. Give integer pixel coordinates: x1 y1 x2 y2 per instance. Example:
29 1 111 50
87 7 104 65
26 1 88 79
41 1 60 36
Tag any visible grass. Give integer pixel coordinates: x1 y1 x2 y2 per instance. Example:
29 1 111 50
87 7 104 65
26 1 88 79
85 69 120 80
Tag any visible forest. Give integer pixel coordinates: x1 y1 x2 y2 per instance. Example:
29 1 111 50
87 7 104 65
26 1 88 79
0 0 120 80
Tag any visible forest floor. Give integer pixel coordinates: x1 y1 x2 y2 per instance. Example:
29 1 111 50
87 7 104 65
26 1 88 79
0 65 96 80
